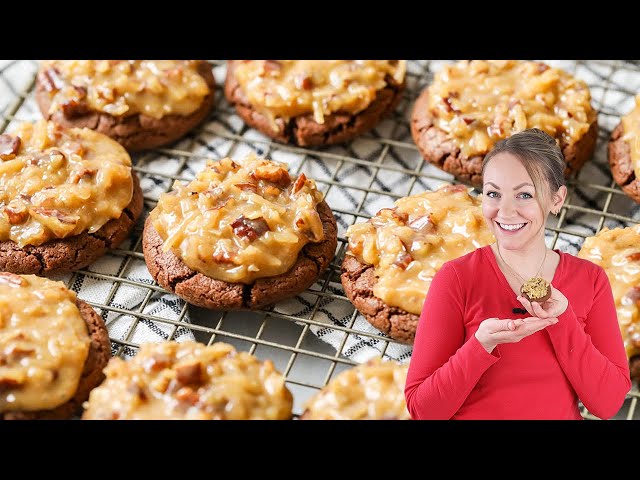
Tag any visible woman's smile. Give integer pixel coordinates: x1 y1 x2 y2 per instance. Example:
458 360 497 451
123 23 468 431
496 221 527 233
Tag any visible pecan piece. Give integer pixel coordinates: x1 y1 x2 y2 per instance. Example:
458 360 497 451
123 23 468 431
254 165 291 187
292 173 307 194
234 182 258 193
393 250 413 270
408 214 435 234
4 204 29 225
61 98 90 118
175 362 202 386
71 167 97 184
31 149 66 167
0 376 22 390
231 215 270 241
624 286 640 305
38 68 65 92
261 60 282 75
295 73 314 90
95 85 115 102
32 207 79 225
143 353 172 372
440 184 468 194
71 85 88 98
264 185 281 196
536 63 550 74
62 141 85 157
443 92 461 113
377 207 408 224
488 123 504 137
175 386 200 405
0 134 20 161
627 252 640 262
0 272 27 287
127 383 148 402
6 345 35 361
212 248 235 264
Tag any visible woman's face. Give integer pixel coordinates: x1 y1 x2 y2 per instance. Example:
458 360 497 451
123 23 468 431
482 152 547 251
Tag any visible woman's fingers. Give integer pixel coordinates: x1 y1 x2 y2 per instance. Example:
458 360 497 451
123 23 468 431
492 317 557 343
487 318 517 334
531 301 550 319
517 296 534 316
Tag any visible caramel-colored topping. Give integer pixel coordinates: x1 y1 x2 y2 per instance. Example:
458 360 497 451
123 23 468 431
578 225 640 360
82 342 292 420
0 120 133 247
346 184 495 314
303 359 410 420
150 154 325 284
233 60 406 127
427 60 595 158
40 60 211 120
621 94 640 180
521 277 550 300
0 274 89 412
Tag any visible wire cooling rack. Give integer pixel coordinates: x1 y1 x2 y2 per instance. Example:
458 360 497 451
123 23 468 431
1 60 639 419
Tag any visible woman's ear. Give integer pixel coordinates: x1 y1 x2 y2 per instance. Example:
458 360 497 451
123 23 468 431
551 185 568 214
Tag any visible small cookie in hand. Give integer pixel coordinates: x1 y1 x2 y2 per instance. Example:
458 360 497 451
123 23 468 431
520 277 551 303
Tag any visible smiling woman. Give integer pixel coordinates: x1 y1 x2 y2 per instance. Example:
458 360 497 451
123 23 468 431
405 128 631 420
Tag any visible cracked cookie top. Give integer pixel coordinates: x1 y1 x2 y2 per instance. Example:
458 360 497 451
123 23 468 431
149 154 326 284
427 60 595 158
0 120 133 247
346 184 495 315
578 224 640 361
232 60 406 129
82 341 293 420
621 94 640 180
0 273 90 413
302 359 410 420
38 60 211 120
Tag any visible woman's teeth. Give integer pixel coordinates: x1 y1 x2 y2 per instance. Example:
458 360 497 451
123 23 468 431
498 222 525 231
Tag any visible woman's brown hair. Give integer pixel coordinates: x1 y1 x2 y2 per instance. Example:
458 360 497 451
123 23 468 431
482 128 566 212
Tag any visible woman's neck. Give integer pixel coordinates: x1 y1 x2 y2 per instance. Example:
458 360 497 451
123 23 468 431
495 239 549 280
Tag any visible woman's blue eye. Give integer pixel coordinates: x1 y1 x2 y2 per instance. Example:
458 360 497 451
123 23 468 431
486 191 499 198
518 192 533 199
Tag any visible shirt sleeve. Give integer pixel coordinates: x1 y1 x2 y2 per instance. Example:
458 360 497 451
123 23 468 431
545 265 631 419
404 262 500 420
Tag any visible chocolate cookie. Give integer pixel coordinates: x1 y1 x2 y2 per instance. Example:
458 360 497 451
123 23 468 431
2 298 110 420
578 224 640 379
82 341 292 420
341 254 419 344
0 174 143 275
609 122 640 204
301 358 410 420
342 184 494 344
411 60 598 188
36 61 215 152
143 200 337 310
225 60 405 146
143 154 337 310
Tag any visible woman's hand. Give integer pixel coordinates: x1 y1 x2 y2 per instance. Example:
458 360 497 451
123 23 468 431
475 316 559 353
517 284 569 320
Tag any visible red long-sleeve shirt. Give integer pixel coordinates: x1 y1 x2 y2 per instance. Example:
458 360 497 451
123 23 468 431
405 245 631 420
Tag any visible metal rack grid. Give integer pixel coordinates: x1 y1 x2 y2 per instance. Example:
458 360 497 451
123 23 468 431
1 60 639 419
